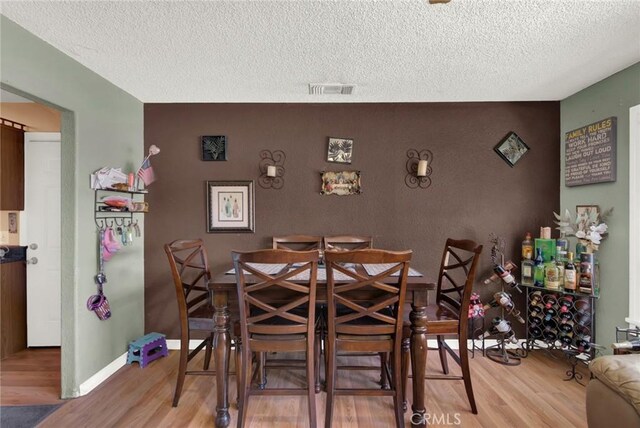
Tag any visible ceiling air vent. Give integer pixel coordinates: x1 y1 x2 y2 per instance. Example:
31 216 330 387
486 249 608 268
309 83 355 95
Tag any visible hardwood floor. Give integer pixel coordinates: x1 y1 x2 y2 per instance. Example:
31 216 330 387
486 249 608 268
0 347 62 406
35 348 587 427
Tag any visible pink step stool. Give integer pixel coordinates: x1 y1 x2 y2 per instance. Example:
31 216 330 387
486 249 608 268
127 332 168 368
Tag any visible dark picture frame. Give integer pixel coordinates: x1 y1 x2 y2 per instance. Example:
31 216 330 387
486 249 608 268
206 180 255 233
493 132 530 167
327 137 354 164
202 136 227 161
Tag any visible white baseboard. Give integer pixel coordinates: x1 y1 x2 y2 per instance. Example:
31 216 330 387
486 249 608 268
166 339 204 350
432 338 527 350
77 351 128 396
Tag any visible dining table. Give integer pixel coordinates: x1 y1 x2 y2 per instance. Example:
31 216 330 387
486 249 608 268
207 264 436 428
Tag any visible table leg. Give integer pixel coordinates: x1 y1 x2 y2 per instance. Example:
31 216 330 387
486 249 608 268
213 290 231 428
410 292 428 428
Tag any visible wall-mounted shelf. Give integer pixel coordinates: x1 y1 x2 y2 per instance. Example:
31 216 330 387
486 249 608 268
94 188 147 229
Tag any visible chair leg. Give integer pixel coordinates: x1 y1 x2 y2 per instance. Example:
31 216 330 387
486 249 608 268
172 333 189 407
258 352 267 389
235 337 242 409
392 346 405 428
459 336 477 414
307 347 318 428
437 335 449 375
324 340 335 428
203 333 213 370
401 337 410 412
237 347 251 428
315 329 322 393
380 352 390 389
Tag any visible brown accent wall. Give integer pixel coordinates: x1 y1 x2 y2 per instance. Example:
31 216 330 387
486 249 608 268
144 103 560 338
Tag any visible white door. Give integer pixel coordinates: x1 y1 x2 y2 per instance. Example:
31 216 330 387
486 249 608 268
20 132 61 347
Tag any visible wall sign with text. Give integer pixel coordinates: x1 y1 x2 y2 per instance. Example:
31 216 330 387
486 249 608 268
565 117 617 187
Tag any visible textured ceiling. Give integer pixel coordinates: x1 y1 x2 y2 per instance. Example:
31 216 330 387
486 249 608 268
1 0 639 103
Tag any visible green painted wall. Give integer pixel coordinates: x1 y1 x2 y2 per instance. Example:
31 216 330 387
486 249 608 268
560 62 640 351
1 16 144 397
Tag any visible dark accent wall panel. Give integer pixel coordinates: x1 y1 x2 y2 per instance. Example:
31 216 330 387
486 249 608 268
144 103 560 338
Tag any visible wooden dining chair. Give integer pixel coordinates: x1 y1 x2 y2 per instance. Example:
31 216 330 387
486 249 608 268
164 239 227 407
402 238 483 414
272 235 323 251
233 249 320 428
324 249 412 428
323 235 373 251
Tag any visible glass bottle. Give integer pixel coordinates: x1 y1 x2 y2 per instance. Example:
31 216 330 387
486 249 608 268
533 248 545 287
556 231 569 253
564 251 577 291
545 255 560 290
522 232 533 260
521 258 535 286
555 246 566 288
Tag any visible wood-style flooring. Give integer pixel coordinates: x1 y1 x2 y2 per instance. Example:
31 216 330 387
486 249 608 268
0 347 62 406
14 347 588 427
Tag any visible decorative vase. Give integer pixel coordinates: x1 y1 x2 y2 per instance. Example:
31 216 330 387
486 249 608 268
576 241 587 256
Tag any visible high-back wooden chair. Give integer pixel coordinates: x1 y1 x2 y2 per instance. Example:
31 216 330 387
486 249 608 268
233 249 320 428
402 238 483 414
324 249 412 428
272 235 323 251
164 239 218 407
323 235 373 251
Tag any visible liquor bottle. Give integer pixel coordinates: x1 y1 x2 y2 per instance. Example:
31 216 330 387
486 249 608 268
611 339 640 351
533 248 545 287
556 231 569 253
555 247 566 287
545 256 560 290
521 257 535 286
522 232 533 260
564 251 577 291
579 253 595 294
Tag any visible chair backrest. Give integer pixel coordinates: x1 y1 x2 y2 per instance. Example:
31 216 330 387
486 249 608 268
325 249 412 339
323 235 373 251
435 239 483 324
164 239 212 330
272 235 323 251
232 249 319 340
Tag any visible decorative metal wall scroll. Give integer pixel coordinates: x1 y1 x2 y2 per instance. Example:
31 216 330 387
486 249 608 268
258 150 286 189
405 149 433 189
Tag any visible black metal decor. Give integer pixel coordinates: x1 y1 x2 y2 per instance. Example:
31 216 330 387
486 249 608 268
405 149 433 189
258 150 286 189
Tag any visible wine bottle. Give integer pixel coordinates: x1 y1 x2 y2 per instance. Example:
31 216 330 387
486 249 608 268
493 264 522 292
564 251 577 291
533 248 545 287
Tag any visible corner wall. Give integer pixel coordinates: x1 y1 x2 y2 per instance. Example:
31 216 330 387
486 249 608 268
1 16 144 397
560 62 640 350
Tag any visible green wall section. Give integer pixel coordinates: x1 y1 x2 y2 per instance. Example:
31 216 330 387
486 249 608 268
1 16 144 397
560 62 640 351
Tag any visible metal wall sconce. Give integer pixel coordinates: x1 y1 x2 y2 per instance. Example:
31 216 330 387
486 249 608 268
405 149 433 189
258 150 286 189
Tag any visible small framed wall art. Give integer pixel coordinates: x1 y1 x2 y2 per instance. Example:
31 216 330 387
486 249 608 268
320 171 361 196
206 180 255 233
493 132 530 167
327 137 354 164
202 136 227 161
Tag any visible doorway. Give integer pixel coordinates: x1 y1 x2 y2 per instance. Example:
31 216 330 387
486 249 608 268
0 89 63 405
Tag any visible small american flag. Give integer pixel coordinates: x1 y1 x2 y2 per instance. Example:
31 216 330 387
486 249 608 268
137 158 155 186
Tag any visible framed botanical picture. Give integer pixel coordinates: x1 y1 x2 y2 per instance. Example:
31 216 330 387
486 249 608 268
327 138 353 164
494 132 530 167
206 180 255 233
576 205 599 230
320 171 361 196
202 136 227 161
